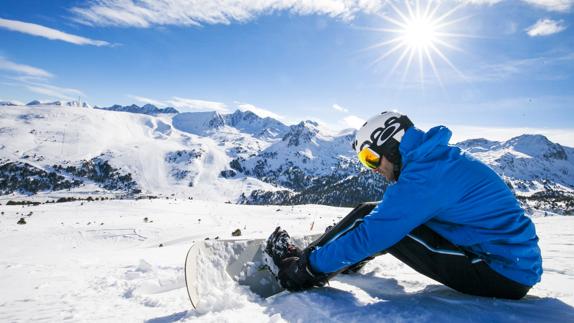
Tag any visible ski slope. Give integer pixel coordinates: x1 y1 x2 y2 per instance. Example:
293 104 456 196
0 105 279 201
0 199 572 322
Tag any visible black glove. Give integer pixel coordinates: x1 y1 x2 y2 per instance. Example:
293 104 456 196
277 248 328 292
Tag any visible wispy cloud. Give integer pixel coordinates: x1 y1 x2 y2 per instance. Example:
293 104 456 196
332 104 349 113
443 51 574 83
128 95 167 107
171 98 228 112
0 17 111 46
459 0 573 11
526 18 567 36
129 94 228 112
0 56 85 100
457 0 574 11
459 0 503 5
522 0 573 12
167 97 228 112
342 115 365 129
25 83 84 100
236 102 284 120
70 0 382 27
0 56 52 78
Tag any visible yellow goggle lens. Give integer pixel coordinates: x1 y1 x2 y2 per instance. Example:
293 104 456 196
357 147 381 169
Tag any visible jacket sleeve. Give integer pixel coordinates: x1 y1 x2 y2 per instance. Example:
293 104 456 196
309 171 444 274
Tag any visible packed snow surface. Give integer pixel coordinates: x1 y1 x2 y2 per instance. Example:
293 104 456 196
0 200 573 322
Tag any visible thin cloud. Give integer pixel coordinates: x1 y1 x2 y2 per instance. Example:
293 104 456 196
166 97 228 112
128 95 167 107
458 0 573 11
129 95 230 112
522 0 573 12
0 57 85 101
0 56 52 78
441 52 574 83
458 0 503 5
342 115 365 129
25 83 84 100
70 0 382 27
526 18 567 36
236 102 284 120
0 17 111 46
332 104 349 113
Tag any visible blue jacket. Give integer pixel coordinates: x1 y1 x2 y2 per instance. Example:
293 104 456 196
309 126 542 286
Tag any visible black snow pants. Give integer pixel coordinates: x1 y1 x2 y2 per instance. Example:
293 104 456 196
309 202 531 300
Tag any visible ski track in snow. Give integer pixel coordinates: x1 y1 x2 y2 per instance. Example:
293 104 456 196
0 200 573 322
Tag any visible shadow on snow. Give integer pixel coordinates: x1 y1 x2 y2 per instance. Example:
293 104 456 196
265 274 574 323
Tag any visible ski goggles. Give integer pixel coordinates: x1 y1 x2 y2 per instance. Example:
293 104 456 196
357 146 381 170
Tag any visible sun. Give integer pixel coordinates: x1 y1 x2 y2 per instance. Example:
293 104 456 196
403 16 438 50
367 0 467 86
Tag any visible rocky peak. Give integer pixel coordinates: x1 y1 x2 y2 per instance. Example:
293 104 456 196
26 100 42 106
0 101 20 106
98 103 178 115
504 134 567 160
223 109 289 139
282 121 320 147
456 138 501 153
228 109 259 124
208 112 225 129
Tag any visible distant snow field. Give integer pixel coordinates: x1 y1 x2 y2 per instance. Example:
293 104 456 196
0 200 572 322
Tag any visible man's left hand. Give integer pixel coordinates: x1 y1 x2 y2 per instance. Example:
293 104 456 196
277 249 328 292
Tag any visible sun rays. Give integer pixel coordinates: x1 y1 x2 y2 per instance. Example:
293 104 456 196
367 0 469 87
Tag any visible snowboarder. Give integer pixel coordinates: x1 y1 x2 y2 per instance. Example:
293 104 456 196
266 111 542 299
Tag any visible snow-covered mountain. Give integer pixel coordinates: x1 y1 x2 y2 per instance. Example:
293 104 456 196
22 100 91 108
458 135 573 191
96 103 179 115
171 109 289 140
457 135 574 214
0 104 278 202
235 120 358 188
0 100 23 106
0 103 572 214
224 109 290 140
172 111 226 135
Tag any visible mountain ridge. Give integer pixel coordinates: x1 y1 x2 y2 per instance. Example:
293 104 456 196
0 103 572 214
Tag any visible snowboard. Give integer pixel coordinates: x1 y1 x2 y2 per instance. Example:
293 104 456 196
184 234 320 309
184 209 373 309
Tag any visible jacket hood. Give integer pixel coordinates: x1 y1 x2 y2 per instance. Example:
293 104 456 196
399 126 452 165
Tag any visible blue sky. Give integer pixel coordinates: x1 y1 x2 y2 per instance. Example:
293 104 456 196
0 0 573 143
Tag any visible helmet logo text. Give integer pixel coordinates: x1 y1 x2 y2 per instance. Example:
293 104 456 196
370 117 401 148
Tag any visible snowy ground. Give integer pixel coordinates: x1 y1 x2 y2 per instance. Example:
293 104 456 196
0 199 573 322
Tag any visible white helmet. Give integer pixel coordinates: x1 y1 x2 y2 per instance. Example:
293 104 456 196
352 111 414 167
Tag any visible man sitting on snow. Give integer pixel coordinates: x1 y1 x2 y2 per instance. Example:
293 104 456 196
266 111 542 299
